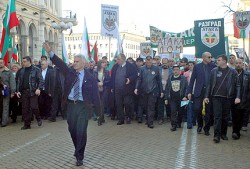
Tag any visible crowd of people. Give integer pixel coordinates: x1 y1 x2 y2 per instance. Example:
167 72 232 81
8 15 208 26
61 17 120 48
0 44 250 165
0 52 250 135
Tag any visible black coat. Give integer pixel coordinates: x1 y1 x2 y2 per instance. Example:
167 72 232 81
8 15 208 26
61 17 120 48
111 62 137 95
205 67 240 99
41 68 55 95
17 65 44 96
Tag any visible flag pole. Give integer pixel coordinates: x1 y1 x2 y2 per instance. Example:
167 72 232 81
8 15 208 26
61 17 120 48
108 37 111 61
243 36 246 70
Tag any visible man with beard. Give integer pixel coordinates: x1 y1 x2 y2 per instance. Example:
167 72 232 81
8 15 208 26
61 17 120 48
231 58 250 140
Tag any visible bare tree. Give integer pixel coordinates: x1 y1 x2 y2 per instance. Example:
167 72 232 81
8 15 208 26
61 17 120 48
222 0 237 17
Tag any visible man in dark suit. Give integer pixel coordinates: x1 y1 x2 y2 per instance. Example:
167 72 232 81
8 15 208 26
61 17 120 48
111 53 137 125
187 52 216 135
43 43 100 166
39 60 54 119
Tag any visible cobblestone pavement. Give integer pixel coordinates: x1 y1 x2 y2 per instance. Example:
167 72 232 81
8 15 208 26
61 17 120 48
0 117 250 169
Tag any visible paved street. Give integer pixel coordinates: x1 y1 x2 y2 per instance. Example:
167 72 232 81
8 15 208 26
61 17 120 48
0 117 250 169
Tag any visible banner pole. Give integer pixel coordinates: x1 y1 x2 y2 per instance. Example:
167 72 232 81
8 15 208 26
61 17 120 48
108 37 111 61
243 36 246 70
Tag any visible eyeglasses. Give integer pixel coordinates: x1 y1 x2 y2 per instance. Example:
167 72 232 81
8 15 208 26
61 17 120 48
207 56 212 59
155 58 160 60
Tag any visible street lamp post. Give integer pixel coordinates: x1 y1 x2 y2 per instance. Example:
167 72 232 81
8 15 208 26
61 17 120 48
51 21 73 32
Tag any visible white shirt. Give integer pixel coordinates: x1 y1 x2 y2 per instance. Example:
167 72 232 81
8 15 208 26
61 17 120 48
42 68 48 80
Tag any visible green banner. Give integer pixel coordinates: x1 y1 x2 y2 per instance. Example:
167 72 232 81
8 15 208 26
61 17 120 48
194 18 225 58
149 26 195 48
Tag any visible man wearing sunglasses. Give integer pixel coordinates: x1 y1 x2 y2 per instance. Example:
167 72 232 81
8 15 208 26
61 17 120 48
187 52 216 136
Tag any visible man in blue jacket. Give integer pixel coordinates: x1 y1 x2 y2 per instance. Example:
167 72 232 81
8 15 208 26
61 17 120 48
43 42 100 166
187 52 216 136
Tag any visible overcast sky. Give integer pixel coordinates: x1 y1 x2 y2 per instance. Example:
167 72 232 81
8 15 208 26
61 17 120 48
62 0 240 36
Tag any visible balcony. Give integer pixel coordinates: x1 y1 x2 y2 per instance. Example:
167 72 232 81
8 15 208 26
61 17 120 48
61 10 78 26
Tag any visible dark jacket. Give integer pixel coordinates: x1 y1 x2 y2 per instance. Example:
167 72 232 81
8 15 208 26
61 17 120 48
17 65 44 96
93 69 111 89
53 66 65 94
165 75 188 100
41 68 55 95
136 65 163 96
239 70 250 105
111 61 137 95
187 62 216 97
205 67 240 99
50 54 101 109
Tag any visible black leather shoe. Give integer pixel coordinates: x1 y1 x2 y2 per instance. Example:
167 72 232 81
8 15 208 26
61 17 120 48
204 131 210 136
37 120 42 126
232 133 240 140
76 160 83 166
117 120 124 125
221 135 228 140
213 137 220 143
21 126 31 130
138 118 142 123
197 127 202 133
148 124 154 128
171 126 176 131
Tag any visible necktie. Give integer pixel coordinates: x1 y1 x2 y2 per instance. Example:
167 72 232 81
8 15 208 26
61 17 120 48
73 73 80 100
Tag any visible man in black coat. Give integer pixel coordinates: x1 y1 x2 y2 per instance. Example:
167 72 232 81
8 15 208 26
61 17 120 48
16 56 44 130
111 53 137 125
43 43 101 166
135 56 164 128
204 54 240 143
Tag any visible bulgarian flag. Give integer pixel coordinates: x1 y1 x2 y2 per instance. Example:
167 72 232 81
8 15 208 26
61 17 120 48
80 17 91 61
0 0 20 65
12 44 18 62
91 41 98 62
61 33 69 64
9 37 18 62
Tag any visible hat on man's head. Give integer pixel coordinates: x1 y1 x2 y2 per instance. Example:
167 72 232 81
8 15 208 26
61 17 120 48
136 58 143 62
173 64 180 69
146 56 152 60
180 57 188 63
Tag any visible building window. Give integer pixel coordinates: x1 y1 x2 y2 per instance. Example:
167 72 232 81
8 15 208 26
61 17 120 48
79 44 81 49
111 53 114 57
73 45 76 49
105 44 108 48
100 44 102 49
68 44 71 49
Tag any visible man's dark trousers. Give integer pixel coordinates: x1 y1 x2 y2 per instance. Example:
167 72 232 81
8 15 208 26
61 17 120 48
115 89 134 121
212 97 231 138
22 90 41 126
194 92 213 132
138 93 157 125
169 100 182 127
67 101 89 161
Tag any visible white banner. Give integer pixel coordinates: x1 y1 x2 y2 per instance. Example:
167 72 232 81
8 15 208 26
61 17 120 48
140 42 151 57
101 4 119 37
158 35 184 54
